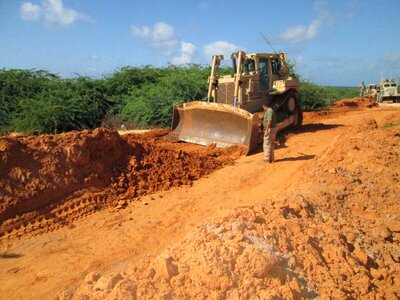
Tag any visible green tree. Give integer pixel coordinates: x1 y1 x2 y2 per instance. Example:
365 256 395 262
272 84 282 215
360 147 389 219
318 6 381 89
0 69 58 131
120 64 211 127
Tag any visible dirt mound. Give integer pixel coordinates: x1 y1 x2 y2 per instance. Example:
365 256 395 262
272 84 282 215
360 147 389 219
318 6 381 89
334 96 378 109
112 131 243 200
63 194 398 299
287 113 400 298
60 202 321 300
0 129 244 239
302 97 378 125
0 128 125 221
62 113 400 299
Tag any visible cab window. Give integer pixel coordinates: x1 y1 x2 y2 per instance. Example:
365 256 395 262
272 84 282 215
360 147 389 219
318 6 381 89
243 58 255 74
271 58 281 75
259 58 269 91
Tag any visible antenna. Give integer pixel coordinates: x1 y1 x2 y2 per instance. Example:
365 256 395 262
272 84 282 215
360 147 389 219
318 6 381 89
260 33 276 53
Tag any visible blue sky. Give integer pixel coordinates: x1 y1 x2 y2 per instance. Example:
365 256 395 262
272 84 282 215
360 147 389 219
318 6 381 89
1 0 400 86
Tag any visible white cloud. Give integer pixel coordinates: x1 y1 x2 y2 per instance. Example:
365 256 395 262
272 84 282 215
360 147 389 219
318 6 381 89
279 0 336 43
280 19 322 43
20 2 41 21
279 0 360 44
20 0 86 27
203 41 240 60
43 0 85 26
172 42 196 65
131 23 242 65
131 25 151 38
131 22 178 56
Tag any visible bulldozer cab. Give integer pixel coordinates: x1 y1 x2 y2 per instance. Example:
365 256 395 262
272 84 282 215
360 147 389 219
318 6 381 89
207 51 296 113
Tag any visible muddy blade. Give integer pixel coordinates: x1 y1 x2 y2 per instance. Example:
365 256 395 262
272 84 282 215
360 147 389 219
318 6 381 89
168 101 259 155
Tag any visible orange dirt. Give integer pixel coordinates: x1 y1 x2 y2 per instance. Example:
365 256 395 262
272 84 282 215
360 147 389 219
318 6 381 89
0 129 243 238
302 96 378 124
0 97 399 299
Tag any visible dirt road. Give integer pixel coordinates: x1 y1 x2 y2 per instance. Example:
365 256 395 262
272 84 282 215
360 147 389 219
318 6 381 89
1 100 399 299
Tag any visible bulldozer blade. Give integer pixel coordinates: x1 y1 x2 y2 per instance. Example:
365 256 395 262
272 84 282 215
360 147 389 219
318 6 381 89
167 101 260 155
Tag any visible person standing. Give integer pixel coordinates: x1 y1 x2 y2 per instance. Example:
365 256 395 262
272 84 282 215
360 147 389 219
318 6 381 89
263 101 277 163
359 81 366 97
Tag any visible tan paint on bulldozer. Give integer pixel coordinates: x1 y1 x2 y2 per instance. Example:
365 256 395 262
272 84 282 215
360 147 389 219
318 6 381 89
167 50 302 154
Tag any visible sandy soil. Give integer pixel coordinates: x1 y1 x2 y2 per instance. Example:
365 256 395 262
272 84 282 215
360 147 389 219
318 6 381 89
0 97 399 299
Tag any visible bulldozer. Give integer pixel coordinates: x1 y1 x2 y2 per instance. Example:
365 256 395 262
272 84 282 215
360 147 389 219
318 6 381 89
168 50 303 154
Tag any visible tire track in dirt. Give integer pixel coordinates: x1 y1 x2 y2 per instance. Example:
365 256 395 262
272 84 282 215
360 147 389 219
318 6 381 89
0 129 244 240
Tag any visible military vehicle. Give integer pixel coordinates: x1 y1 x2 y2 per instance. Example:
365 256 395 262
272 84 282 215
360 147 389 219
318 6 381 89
168 50 302 154
377 79 400 103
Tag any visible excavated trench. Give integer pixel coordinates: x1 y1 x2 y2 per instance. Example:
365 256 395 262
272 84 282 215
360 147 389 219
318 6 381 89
0 128 244 239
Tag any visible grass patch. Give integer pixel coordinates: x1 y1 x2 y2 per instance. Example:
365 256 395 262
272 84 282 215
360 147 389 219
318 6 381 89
382 123 400 129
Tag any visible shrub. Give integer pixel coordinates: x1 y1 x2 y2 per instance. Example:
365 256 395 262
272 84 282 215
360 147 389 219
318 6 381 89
299 81 358 110
119 64 210 127
299 81 330 110
5 72 114 134
0 66 359 134
0 69 58 131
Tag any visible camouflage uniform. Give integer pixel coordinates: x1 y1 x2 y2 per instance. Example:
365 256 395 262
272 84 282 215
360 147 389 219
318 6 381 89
263 107 277 162
359 82 366 97
263 127 277 162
